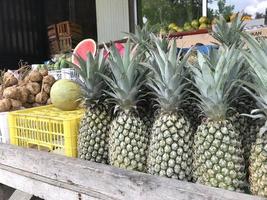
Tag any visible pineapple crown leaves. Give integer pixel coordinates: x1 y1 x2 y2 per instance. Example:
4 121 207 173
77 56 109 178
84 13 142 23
126 25 169 61
148 33 169 53
126 23 156 48
68 49 108 103
101 40 146 111
189 45 245 120
142 39 190 112
240 33 267 128
212 14 245 48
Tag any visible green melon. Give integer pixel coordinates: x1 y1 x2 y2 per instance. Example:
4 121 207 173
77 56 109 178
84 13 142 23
50 79 82 111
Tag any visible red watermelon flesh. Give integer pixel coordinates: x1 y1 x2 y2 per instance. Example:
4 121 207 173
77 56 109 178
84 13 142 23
104 43 125 59
72 39 96 66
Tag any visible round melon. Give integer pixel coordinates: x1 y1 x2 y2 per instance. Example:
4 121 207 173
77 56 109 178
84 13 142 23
72 39 97 66
50 80 81 111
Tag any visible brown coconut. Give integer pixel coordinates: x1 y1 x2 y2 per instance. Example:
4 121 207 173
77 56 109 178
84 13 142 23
42 84 51 94
32 103 42 107
43 75 56 86
35 92 49 104
39 68 48 77
27 94 35 103
10 99 22 109
26 82 41 95
3 72 18 87
18 86 30 103
0 85 4 98
24 76 30 84
29 70 43 82
22 103 32 108
3 87 20 100
0 99 12 112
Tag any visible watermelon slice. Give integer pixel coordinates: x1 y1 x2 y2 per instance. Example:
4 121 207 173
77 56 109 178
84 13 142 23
104 43 125 59
72 39 97 66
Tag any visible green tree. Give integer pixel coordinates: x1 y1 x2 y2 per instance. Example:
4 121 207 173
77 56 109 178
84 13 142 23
216 0 234 19
141 0 203 27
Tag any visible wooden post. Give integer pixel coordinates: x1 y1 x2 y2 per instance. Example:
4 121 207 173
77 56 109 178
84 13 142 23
202 0 207 17
265 8 267 25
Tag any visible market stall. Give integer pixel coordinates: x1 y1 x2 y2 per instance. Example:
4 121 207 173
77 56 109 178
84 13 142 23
0 12 267 200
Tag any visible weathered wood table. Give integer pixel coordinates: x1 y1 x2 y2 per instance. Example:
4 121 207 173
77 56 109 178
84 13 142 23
0 144 265 200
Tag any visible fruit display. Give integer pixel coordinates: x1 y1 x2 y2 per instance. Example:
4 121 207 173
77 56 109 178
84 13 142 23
57 13 266 198
164 16 212 35
2 12 267 199
0 66 56 112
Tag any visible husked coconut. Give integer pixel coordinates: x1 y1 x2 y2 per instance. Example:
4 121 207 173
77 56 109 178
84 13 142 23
39 68 48 76
10 99 22 109
4 72 18 87
22 102 32 108
42 84 51 94
24 76 30 84
29 70 42 82
3 87 20 100
0 99 12 112
26 82 41 95
35 92 49 104
43 75 56 86
32 103 42 107
18 86 30 103
27 94 35 103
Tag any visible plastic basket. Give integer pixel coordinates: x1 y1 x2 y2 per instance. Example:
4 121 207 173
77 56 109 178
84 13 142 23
49 70 62 80
8 105 84 157
0 112 10 143
61 68 79 80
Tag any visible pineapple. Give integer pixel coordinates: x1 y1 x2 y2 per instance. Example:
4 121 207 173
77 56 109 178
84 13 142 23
241 34 267 197
190 46 246 191
213 13 254 174
212 14 245 47
101 41 149 172
71 50 112 164
144 40 194 180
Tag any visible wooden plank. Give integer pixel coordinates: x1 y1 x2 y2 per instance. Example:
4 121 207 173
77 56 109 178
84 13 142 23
0 144 265 200
0 167 94 200
9 190 32 200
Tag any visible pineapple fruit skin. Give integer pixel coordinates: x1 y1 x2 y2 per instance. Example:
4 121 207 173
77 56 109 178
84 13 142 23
147 112 193 180
249 133 267 197
193 120 246 191
78 105 111 164
109 111 149 172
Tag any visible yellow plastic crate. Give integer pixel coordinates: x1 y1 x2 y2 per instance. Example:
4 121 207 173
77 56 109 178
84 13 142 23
8 105 84 157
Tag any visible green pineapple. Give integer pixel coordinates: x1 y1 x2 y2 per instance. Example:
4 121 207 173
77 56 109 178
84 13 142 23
212 14 245 48
144 40 193 180
71 50 112 164
101 41 149 172
241 34 267 197
190 46 246 191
